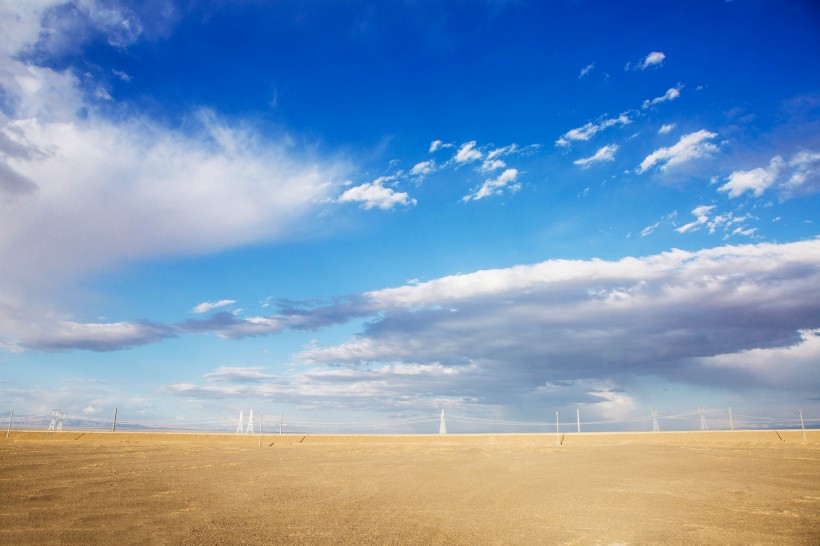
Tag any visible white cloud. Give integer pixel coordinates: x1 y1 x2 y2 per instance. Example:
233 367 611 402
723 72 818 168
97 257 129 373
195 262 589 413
462 168 519 201
192 300 236 314
112 69 132 82
638 51 666 70
428 139 452 153
643 84 682 109
297 239 820 400
675 205 715 234
640 221 661 237
573 144 618 168
410 159 435 176
203 366 276 382
782 150 820 197
486 144 520 159
637 130 718 173
695 329 820 390
453 141 482 163
338 178 416 210
556 114 631 147
480 158 506 172
719 156 784 198
578 62 595 78
658 123 676 134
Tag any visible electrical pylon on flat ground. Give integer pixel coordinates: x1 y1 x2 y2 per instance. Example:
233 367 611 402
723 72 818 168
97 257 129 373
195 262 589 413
698 406 709 431
236 411 244 434
651 410 660 432
438 409 447 435
245 410 254 434
48 409 65 431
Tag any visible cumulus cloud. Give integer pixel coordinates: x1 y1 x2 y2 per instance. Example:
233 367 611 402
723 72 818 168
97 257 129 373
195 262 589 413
480 158 506 172
556 114 631 147
462 168 519 201
719 156 784 198
337 177 417 210
453 141 482 163
192 300 236 314
410 159 436 176
643 84 682 109
637 130 718 173
637 51 666 70
573 144 618 168
429 139 452 153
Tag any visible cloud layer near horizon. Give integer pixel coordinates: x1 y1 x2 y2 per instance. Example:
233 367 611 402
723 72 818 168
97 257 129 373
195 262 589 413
8 240 820 410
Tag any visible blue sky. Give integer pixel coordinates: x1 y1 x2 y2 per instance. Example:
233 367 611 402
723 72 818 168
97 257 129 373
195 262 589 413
1 0 819 433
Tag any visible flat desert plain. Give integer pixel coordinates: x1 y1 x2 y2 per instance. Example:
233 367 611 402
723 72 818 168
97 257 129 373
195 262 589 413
1 430 818 545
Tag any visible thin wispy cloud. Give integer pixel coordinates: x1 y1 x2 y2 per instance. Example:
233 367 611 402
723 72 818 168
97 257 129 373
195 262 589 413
556 114 631 147
573 144 618 168
192 300 236 314
675 205 715 233
643 84 682 109
578 62 595 78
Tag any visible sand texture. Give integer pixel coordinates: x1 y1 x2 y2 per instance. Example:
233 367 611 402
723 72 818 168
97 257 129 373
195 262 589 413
1 430 818 544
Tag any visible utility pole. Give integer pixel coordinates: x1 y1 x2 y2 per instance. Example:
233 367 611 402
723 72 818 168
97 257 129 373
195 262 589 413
5 408 12 440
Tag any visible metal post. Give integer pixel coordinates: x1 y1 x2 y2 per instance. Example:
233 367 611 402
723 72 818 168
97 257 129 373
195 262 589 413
112 408 118 432
800 410 806 444
555 411 560 443
280 411 283 435
576 409 580 433
6 408 13 440
728 407 734 431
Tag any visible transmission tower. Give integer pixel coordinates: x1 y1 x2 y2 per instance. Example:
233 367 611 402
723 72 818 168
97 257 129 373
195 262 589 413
236 411 244 434
698 406 709 431
48 409 65 431
438 409 447 435
651 410 660 432
245 410 254 434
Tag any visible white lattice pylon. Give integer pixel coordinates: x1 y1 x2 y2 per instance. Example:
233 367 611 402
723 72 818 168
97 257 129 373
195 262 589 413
236 411 244 434
245 410 254 434
438 409 447 435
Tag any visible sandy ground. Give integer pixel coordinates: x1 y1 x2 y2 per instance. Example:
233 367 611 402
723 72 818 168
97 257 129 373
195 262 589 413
1 430 818 545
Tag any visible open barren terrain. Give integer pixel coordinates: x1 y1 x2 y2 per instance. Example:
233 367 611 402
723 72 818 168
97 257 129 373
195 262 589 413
1 430 818 544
